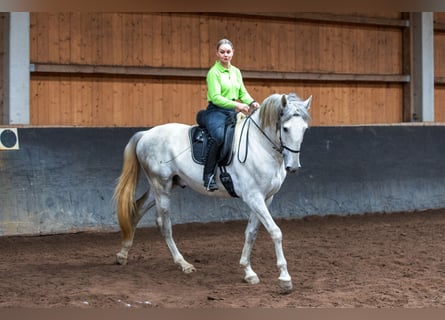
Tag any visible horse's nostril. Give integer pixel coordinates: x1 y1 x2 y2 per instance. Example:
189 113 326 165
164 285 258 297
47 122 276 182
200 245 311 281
286 167 297 173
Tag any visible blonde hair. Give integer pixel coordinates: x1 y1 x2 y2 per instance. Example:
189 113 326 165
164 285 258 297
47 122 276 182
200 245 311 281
216 39 233 51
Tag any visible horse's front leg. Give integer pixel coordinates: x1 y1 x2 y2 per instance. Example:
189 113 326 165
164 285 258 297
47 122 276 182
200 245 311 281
245 195 292 293
116 191 155 265
240 213 260 285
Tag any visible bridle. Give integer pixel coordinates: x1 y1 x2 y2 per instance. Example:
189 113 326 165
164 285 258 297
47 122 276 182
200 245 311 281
277 111 303 154
237 108 301 163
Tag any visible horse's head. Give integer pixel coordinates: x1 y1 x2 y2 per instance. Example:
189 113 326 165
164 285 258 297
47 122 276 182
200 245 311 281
278 93 312 173
258 93 312 172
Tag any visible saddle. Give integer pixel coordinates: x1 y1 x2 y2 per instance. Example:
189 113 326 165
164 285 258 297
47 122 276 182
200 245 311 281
188 110 238 197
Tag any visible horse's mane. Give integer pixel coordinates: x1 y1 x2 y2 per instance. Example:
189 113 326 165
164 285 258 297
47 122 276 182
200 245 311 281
258 93 311 129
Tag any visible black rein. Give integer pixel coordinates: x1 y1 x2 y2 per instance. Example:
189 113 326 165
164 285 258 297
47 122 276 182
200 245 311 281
237 110 300 164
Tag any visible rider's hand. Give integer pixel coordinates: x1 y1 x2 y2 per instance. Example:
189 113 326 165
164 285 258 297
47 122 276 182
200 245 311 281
249 101 260 111
235 103 251 116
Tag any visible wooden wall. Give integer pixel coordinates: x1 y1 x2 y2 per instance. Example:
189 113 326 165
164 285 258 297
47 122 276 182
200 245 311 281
0 13 4 122
25 13 437 126
435 12 445 122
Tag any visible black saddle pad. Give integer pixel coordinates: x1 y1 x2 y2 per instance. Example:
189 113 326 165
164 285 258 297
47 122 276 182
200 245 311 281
189 113 236 167
189 126 208 165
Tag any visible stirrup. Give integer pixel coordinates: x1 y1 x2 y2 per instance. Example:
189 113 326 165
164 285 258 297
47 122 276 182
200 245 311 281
205 174 218 191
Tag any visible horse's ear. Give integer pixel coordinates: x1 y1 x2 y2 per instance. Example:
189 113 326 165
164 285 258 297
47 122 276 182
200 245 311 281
304 95 312 110
281 94 287 108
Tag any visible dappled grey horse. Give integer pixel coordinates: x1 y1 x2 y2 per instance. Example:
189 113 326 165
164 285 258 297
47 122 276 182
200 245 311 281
113 93 312 293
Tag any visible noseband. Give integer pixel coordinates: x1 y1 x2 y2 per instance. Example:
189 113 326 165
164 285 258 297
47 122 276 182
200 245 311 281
281 144 300 154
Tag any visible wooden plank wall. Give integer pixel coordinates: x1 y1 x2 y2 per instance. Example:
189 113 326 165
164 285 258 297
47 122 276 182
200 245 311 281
0 13 4 121
435 12 445 122
29 12 407 126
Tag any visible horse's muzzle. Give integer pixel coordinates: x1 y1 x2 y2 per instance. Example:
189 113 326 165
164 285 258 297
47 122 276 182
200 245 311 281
286 165 300 173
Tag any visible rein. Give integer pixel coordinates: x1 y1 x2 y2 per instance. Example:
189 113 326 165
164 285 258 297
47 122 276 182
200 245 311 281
237 110 300 164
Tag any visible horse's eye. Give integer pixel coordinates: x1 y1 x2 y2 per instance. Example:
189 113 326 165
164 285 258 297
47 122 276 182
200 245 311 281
283 127 289 133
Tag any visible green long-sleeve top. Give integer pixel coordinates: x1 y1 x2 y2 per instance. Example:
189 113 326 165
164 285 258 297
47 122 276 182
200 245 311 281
206 61 254 109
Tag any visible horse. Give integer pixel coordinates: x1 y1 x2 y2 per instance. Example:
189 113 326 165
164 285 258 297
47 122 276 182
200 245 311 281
113 92 312 293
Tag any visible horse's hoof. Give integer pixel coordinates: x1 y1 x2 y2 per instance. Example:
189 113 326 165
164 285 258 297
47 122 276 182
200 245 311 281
183 265 196 274
244 275 260 285
116 253 128 265
279 280 293 294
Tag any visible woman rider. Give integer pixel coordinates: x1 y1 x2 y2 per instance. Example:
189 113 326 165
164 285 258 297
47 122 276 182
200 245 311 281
203 39 260 191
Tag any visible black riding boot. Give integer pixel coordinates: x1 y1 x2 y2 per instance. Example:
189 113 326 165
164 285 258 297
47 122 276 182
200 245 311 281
203 138 219 191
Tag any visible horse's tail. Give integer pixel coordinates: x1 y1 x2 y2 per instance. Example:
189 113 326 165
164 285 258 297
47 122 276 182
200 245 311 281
113 131 145 241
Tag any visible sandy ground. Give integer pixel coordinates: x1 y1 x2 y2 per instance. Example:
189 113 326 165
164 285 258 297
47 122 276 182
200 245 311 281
0 209 444 308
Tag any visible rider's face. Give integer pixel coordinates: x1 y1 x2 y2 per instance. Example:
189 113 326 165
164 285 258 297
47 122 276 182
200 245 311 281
216 44 234 67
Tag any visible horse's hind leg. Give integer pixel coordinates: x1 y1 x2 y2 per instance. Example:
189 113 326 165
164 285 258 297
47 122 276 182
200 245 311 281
240 213 261 285
116 190 155 265
155 191 196 273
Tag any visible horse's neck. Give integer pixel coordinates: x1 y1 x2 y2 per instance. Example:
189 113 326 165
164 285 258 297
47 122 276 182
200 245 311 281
250 112 280 146
237 112 282 159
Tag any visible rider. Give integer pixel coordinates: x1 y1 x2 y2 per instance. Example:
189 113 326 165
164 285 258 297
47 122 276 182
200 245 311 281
203 38 260 191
